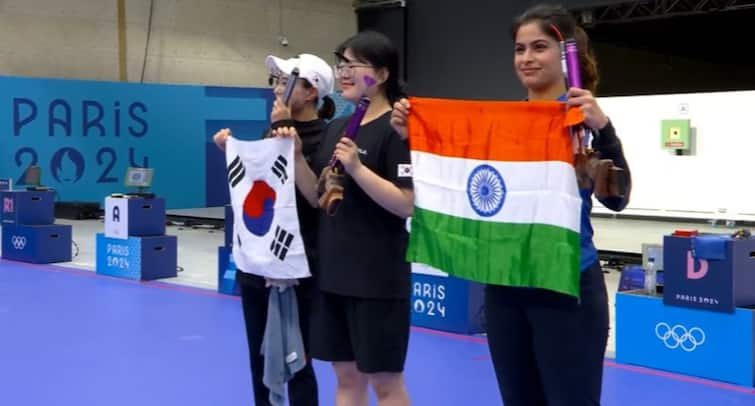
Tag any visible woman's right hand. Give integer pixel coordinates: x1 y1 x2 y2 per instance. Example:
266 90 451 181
390 98 411 140
213 128 232 151
271 126 303 157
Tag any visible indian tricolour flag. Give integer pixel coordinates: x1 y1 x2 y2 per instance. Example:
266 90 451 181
406 97 585 297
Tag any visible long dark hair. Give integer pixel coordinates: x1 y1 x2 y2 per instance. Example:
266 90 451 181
511 4 599 93
336 30 406 103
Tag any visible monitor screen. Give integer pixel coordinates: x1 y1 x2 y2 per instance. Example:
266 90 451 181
124 167 154 188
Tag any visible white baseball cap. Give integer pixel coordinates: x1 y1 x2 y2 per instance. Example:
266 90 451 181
265 53 335 100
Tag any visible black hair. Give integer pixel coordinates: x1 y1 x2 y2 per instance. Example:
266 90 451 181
300 80 335 119
318 95 335 119
336 30 406 103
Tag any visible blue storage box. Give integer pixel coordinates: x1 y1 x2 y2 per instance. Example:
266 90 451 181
126 197 166 237
1 191 55 225
96 233 177 280
410 265 485 334
663 235 755 313
104 197 166 239
2 223 71 263
616 291 755 387
217 246 240 296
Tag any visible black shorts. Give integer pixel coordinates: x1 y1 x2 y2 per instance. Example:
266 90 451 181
309 290 410 374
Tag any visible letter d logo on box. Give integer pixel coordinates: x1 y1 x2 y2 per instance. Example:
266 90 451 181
687 251 708 280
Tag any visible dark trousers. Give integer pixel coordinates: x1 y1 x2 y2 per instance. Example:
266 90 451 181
484 262 609 406
237 271 318 406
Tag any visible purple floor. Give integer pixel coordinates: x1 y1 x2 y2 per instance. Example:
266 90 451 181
1 260 753 405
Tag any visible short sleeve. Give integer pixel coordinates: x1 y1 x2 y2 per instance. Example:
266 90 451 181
382 131 413 190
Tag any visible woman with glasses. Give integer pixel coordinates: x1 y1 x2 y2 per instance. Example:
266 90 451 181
274 31 413 406
213 53 335 406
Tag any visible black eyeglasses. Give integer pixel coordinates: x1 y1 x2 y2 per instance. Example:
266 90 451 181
333 62 373 78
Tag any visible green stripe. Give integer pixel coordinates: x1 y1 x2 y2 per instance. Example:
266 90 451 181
407 207 580 297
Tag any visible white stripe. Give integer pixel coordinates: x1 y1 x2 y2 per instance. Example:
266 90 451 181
411 151 582 233
411 263 448 278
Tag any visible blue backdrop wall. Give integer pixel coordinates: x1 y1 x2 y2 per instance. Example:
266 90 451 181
0 75 353 209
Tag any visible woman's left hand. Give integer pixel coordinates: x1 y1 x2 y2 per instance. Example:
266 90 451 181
566 87 609 130
271 126 303 157
333 137 362 174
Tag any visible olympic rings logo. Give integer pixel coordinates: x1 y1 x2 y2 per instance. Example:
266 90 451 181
11 235 26 250
655 322 706 352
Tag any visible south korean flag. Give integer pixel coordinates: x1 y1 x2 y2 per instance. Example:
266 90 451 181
225 136 310 279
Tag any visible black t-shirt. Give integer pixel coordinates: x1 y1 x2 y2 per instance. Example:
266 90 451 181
268 118 325 276
312 111 414 299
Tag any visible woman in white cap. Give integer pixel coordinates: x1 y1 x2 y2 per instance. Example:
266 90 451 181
213 53 335 406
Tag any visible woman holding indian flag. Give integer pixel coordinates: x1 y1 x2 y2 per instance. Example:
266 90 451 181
391 4 631 405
